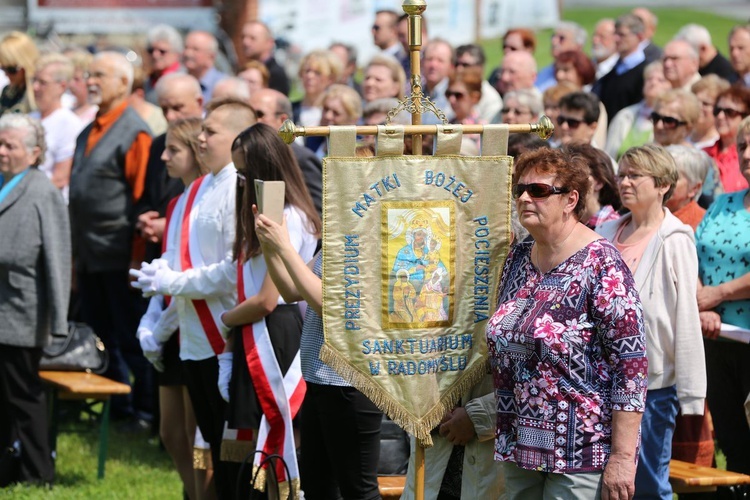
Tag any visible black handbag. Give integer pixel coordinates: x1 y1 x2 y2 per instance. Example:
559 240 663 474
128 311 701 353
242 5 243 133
40 321 108 374
377 415 411 476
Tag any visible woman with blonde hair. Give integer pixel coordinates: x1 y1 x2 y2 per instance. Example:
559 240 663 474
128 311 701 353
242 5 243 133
362 53 405 103
0 31 39 116
292 50 343 127
137 116 214 499
62 47 97 124
690 75 730 149
651 89 701 148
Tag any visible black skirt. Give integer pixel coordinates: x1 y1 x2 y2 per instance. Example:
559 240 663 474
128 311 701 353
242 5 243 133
157 333 184 386
227 304 303 429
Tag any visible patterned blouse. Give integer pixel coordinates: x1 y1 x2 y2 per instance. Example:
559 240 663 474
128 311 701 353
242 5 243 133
486 239 648 473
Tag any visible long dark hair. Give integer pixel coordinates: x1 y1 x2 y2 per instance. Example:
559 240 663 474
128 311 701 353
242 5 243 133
232 123 321 261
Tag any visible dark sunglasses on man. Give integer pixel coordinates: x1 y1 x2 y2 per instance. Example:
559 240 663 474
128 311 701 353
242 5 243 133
557 116 586 129
650 112 686 129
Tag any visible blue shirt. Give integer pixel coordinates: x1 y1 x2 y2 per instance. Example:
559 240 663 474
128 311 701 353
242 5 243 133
696 189 750 329
0 169 29 205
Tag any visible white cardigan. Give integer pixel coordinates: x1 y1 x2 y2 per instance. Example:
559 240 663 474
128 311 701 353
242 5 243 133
598 210 706 415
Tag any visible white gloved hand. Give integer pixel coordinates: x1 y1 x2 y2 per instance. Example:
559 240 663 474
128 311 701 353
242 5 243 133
138 327 164 372
131 267 180 297
217 352 233 402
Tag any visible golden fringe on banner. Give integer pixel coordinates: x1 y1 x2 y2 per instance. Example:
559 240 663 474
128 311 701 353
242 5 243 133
221 439 256 463
320 344 489 447
193 447 212 470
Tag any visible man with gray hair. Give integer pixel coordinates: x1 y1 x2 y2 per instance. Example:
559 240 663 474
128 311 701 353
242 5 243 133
69 51 154 427
535 21 587 92
183 30 228 103
594 14 648 121
136 73 204 263
662 39 701 91
675 24 737 83
143 24 185 104
592 18 618 81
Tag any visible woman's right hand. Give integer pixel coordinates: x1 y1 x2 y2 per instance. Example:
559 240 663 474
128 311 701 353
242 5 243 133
253 205 291 254
699 311 722 339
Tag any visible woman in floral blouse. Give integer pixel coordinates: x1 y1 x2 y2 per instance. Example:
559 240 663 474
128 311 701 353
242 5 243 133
487 148 648 500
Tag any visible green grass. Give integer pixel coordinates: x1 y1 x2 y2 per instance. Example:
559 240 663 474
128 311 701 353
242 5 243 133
0 427 181 499
480 7 740 75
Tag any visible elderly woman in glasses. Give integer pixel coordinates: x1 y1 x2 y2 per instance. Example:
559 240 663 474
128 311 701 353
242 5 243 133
703 86 750 193
496 88 542 125
597 144 706 499
651 89 700 148
488 147 647 500
0 32 39 117
0 114 70 485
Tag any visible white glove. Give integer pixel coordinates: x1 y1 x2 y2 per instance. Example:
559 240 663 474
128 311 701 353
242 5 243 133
217 352 233 402
130 267 180 297
138 327 164 372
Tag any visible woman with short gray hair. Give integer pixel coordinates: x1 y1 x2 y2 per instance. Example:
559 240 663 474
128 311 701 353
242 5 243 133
0 113 70 485
665 145 711 230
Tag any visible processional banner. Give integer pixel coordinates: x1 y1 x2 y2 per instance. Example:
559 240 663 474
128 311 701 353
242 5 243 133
320 126 513 444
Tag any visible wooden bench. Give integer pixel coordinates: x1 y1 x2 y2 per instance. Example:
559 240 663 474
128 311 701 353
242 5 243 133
379 475 406 500
670 459 750 495
39 371 131 479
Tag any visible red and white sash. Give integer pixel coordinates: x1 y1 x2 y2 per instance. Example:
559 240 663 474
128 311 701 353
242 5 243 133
238 258 305 495
177 176 226 355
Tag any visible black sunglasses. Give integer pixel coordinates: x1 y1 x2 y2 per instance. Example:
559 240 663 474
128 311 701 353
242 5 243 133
557 116 585 129
650 112 686 129
445 90 466 100
1 66 19 75
513 183 569 199
146 46 169 56
713 106 747 119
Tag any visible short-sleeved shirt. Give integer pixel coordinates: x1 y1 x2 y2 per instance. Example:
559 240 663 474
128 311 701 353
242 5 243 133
300 253 350 386
696 189 750 329
486 239 648 473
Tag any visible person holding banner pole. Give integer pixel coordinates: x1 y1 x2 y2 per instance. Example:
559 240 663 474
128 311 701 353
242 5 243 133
487 148 648 500
253 211 383 500
218 123 320 497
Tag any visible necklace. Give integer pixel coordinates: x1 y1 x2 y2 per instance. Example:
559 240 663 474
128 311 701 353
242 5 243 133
532 224 577 274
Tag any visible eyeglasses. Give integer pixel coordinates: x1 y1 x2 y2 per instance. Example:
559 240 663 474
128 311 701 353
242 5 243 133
83 71 111 80
455 61 477 68
147 46 169 56
503 107 531 115
557 116 585 129
551 33 567 42
1 66 19 75
254 109 284 120
616 172 648 182
513 183 569 199
32 77 55 86
445 90 466 100
650 112 686 129
713 106 747 119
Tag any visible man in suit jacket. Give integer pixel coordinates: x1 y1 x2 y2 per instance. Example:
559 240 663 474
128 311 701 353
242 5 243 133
136 73 204 263
68 51 153 424
0 114 70 485
241 21 290 96
595 14 648 122
249 88 323 217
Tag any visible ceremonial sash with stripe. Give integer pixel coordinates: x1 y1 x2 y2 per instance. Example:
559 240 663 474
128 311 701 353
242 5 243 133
238 258 305 496
179 176 226 355
162 196 179 308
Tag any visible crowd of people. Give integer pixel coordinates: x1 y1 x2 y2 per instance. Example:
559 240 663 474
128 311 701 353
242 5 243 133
0 5 749 500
